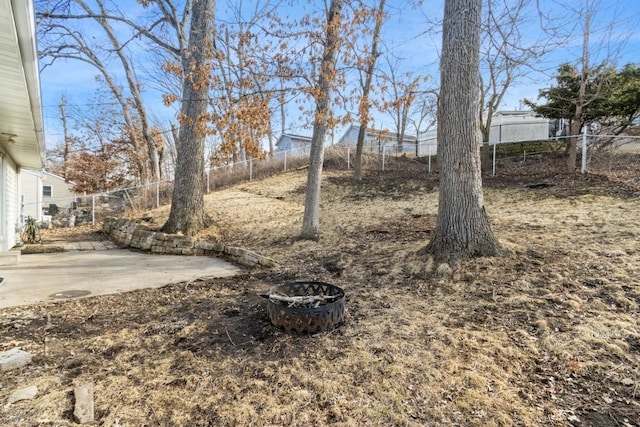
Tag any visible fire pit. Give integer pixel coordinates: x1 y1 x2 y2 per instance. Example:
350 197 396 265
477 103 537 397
264 281 346 334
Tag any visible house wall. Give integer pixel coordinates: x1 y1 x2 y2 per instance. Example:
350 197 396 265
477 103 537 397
417 128 437 157
339 126 383 152
277 135 292 152
42 173 76 211
0 154 4 251
275 135 312 160
489 116 551 144
1 153 19 251
20 169 41 221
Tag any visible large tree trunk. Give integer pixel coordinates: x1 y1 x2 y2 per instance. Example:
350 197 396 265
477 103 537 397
301 0 344 240
162 0 215 236
421 0 503 265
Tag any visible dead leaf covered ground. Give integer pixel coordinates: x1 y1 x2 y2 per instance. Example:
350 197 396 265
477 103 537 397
1 153 639 426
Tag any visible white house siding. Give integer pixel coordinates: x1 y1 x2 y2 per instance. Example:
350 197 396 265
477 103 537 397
20 169 41 221
0 155 4 251
42 172 75 212
417 128 438 157
276 135 292 151
275 135 312 160
339 126 380 151
489 115 551 145
338 125 399 153
1 154 19 251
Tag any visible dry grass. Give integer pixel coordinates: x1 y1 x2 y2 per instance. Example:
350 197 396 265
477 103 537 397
1 153 639 426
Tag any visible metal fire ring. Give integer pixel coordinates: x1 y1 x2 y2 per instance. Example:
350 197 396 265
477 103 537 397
265 281 346 335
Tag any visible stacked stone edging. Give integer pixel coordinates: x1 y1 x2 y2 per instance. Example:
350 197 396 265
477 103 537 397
102 217 276 268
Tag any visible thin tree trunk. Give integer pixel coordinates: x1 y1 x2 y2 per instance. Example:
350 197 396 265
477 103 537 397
568 7 591 172
421 0 503 265
354 0 385 181
280 79 286 135
301 0 344 240
163 0 215 236
59 96 70 180
76 0 160 181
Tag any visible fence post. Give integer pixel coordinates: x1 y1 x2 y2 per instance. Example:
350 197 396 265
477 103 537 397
284 151 287 172
249 158 253 181
92 195 95 226
492 143 497 176
382 148 386 171
581 125 588 174
206 169 210 193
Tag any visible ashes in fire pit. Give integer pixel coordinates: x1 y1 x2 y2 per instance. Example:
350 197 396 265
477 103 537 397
264 281 346 334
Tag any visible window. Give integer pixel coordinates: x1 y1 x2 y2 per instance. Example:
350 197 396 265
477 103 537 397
43 185 52 197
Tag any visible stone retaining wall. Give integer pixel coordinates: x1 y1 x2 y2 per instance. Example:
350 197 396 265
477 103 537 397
102 217 276 268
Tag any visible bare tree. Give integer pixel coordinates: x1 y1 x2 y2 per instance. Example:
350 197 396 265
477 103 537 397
409 91 438 155
380 54 425 151
301 0 345 240
37 0 170 181
353 0 386 181
530 0 632 171
420 0 503 265
477 0 566 171
162 0 216 236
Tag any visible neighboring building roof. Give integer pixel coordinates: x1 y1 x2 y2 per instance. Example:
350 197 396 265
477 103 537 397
0 0 45 169
42 170 75 185
20 169 76 186
493 110 538 116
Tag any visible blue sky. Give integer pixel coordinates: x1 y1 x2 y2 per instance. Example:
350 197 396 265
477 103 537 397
38 0 640 151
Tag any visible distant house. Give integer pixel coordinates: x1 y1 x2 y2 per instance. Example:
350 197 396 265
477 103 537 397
417 111 553 157
20 170 76 222
488 111 552 144
417 128 438 157
1 0 46 265
336 125 420 155
275 134 312 159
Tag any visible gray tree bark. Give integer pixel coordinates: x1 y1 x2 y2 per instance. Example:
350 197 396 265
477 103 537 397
59 96 70 180
301 0 344 240
421 0 503 264
162 0 215 236
92 0 161 181
354 0 386 181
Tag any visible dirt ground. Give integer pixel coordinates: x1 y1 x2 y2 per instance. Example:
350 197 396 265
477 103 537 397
1 152 639 426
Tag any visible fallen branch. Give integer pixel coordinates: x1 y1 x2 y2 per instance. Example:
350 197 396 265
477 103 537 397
268 293 341 307
225 328 236 346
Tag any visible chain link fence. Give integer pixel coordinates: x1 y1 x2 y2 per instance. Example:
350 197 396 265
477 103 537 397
28 134 639 229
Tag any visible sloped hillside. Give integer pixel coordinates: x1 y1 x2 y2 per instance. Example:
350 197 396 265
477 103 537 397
1 153 639 426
